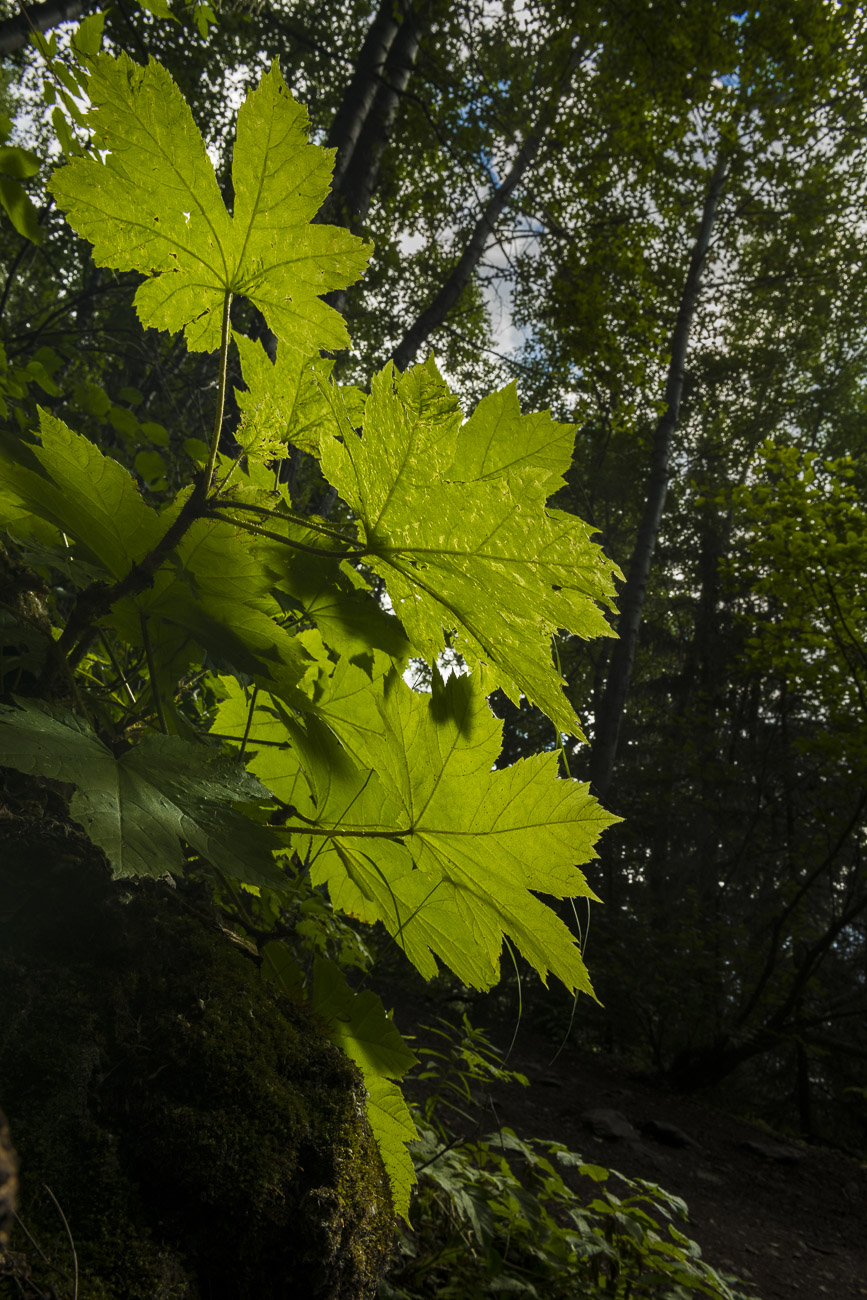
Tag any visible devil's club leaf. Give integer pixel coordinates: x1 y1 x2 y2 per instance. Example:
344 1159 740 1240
0 699 285 886
295 671 617 992
49 55 370 352
319 358 620 736
233 333 366 460
0 409 162 577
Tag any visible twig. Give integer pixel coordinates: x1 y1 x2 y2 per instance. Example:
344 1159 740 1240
41 1186 77 1300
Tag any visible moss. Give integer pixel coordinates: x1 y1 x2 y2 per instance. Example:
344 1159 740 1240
0 794 394 1300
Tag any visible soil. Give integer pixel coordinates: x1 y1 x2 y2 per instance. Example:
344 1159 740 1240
383 982 867 1300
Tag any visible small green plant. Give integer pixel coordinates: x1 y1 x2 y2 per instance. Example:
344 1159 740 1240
381 1018 760 1300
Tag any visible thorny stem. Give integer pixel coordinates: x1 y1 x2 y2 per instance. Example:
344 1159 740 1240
209 510 367 560
203 290 233 494
140 614 168 734
98 628 136 705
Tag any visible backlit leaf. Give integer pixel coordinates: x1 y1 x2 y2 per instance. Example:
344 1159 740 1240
49 56 370 352
298 671 617 993
312 957 418 1219
319 358 620 736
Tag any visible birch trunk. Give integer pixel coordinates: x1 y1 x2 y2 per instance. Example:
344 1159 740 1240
589 151 729 802
389 37 586 372
323 0 409 206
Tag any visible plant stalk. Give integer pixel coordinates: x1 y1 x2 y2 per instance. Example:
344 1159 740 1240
203 290 233 495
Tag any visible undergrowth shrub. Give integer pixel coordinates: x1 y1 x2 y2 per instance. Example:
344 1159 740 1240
380 1019 760 1300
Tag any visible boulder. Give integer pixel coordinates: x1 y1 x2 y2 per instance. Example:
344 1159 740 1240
642 1119 699 1149
581 1108 640 1142
739 1139 805 1165
0 780 394 1300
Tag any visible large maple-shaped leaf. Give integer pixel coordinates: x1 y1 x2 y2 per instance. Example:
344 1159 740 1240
105 514 318 714
319 359 620 736
292 671 618 993
49 55 370 352
0 698 286 886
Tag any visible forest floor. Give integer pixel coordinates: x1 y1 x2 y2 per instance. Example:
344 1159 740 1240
383 980 867 1300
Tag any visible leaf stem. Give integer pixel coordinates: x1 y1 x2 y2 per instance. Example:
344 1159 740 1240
209 510 368 560
239 684 258 762
219 498 360 548
275 825 410 839
203 290 233 495
140 614 168 734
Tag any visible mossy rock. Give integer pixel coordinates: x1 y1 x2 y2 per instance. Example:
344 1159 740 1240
0 786 394 1300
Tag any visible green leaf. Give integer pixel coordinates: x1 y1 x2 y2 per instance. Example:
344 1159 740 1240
313 957 416 1078
0 699 286 886
0 410 162 576
193 2 217 38
301 671 617 992
447 381 577 499
138 0 175 18
211 675 316 815
49 55 370 352
319 358 620 736
134 448 166 483
265 534 411 664
234 333 366 460
50 106 80 157
71 10 107 59
0 177 42 243
312 957 417 1218
113 517 316 704
0 146 41 180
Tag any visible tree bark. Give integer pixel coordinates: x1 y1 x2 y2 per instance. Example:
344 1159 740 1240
389 36 586 372
336 4 422 227
589 150 729 802
323 0 423 319
323 0 410 207
0 0 85 56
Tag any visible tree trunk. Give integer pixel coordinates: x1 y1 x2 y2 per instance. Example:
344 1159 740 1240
323 0 411 208
389 35 586 372
335 5 423 228
324 1 424 318
589 151 729 802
